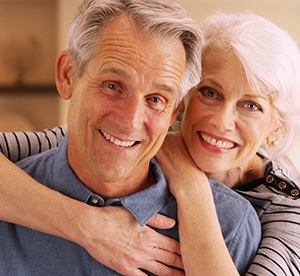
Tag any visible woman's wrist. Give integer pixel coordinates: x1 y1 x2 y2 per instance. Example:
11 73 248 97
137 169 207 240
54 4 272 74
170 172 210 199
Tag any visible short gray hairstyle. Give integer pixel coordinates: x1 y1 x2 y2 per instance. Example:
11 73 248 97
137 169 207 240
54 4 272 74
67 0 203 105
200 11 300 176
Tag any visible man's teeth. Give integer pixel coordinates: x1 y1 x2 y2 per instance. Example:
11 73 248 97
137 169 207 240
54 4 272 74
201 132 234 149
101 130 135 148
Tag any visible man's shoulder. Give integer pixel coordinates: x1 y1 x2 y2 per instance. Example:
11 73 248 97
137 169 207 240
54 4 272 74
209 179 261 274
209 178 250 206
16 146 57 175
209 178 260 243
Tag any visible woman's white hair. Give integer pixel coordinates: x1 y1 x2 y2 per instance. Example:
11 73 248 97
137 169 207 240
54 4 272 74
200 11 300 177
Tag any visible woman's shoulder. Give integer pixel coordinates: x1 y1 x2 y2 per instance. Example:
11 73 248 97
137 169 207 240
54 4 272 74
237 161 300 200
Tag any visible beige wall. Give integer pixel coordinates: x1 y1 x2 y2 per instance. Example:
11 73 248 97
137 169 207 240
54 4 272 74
0 1 57 86
177 0 300 44
0 1 60 131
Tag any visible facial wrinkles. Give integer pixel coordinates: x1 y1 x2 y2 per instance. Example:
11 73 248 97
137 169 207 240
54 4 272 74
109 15 185 88
65 15 189 198
93 54 182 126
181 58 276 184
194 55 271 161
85 21 184 137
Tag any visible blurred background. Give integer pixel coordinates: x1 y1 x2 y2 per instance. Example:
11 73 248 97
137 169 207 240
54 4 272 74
0 0 299 168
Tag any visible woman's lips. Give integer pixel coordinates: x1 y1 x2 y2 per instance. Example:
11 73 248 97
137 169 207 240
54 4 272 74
199 132 236 149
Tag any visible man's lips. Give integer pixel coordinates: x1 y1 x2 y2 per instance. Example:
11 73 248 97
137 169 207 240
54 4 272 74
100 130 138 148
199 132 235 149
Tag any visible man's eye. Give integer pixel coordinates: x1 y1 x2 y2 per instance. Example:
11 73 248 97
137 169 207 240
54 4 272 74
147 96 167 111
106 83 118 91
150 97 161 104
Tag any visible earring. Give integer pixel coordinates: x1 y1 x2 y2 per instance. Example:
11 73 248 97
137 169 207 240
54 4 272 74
265 138 279 147
272 141 279 147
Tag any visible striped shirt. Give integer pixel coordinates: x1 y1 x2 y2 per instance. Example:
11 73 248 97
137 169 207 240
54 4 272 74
1 126 300 275
0 126 67 162
236 162 300 276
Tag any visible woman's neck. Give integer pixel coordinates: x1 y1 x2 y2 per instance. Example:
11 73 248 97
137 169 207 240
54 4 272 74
206 155 266 189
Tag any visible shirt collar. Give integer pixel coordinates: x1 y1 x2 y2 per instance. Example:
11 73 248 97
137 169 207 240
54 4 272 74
51 135 170 226
120 158 170 226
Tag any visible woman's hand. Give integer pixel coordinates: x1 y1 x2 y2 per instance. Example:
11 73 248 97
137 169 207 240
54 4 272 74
0 154 183 275
75 205 184 276
156 131 208 197
156 131 239 276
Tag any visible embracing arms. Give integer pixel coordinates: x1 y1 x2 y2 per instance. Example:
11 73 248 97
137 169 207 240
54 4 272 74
156 131 240 276
0 128 183 275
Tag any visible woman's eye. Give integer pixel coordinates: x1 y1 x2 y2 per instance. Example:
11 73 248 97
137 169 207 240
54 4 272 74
244 102 262 112
197 86 221 103
198 86 217 98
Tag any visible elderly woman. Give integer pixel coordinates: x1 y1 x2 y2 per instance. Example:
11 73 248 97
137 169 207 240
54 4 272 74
157 11 300 275
1 10 300 275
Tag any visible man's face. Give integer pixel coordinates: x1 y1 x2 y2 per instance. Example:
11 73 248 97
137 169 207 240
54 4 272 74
65 15 186 196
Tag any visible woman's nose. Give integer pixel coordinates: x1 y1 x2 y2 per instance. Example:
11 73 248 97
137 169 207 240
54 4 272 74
209 105 237 133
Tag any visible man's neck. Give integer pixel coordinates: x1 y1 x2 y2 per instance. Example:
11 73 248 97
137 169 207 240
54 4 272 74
84 168 156 201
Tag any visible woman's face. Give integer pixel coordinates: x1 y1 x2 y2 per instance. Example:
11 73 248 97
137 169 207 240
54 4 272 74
182 48 276 173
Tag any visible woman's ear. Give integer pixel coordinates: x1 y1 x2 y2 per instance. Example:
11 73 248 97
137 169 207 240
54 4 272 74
55 50 75 100
266 127 283 147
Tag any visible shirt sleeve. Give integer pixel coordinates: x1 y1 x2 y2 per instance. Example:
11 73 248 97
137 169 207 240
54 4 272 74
0 125 67 163
211 179 261 275
245 196 300 276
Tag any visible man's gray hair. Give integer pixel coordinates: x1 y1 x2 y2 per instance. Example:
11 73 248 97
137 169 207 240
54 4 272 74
67 0 203 104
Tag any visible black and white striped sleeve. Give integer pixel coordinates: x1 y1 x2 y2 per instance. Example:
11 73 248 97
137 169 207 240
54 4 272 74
0 125 67 163
240 187 300 276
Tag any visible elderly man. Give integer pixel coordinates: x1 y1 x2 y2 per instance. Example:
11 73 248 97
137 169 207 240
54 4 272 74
0 0 260 275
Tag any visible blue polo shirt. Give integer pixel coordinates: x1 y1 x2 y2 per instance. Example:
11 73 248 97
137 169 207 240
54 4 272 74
0 136 261 275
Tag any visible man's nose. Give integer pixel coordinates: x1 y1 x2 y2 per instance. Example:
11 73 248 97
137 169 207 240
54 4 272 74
115 100 144 133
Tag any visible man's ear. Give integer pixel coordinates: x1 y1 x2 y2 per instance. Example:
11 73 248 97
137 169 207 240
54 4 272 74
55 50 75 100
170 101 184 127
179 100 185 113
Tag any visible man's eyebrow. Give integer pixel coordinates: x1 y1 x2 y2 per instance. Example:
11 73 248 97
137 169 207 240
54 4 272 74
100 67 178 94
99 67 132 79
155 83 177 94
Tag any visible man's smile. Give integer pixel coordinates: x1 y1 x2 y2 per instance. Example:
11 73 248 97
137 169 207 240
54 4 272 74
100 130 138 148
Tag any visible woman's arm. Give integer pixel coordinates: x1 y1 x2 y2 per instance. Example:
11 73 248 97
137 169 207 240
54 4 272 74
156 131 239 276
239 188 300 275
0 126 67 162
0 153 183 275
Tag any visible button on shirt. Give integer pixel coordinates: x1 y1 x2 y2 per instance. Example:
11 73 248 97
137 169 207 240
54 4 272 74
0 136 261 275
236 160 300 275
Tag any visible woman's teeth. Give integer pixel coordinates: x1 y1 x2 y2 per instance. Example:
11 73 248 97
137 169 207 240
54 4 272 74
200 132 234 149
